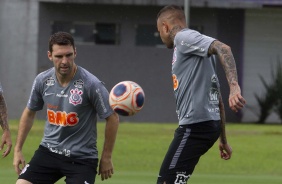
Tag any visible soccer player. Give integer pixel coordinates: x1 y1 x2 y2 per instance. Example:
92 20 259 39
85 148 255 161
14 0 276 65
0 82 12 157
13 32 119 184
156 5 246 184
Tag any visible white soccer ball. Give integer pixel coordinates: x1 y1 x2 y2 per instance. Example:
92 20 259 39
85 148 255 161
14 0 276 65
109 81 145 116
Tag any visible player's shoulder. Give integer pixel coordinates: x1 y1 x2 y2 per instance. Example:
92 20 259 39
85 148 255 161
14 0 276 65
35 68 55 82
176 28 212 41
36 67 53 76
176 28 199 38
77 66 102 86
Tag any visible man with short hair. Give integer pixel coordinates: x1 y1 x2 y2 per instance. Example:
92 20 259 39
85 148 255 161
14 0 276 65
13 32 119 184
156 5 246 184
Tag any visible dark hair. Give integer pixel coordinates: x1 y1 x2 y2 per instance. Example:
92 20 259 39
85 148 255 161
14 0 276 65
157 5 185 20
48 32 75 53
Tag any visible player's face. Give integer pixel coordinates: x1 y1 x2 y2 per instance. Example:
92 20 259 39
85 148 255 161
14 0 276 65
48 44 76 78
157 19 174 49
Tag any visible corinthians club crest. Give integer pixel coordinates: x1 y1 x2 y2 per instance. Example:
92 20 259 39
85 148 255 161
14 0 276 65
69 88 83 106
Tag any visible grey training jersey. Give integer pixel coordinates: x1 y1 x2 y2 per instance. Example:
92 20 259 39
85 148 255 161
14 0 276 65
27 66 114 159
172 28 221 125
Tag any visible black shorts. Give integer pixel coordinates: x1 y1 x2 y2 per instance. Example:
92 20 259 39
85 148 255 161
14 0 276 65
157 120 221 184
18 145 98 184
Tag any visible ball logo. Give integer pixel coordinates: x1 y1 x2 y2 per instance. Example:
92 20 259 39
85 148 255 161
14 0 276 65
69 88 83 106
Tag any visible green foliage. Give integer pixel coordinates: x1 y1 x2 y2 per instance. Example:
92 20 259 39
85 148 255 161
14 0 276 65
254 75 277 123
273 62 282 120
255 59 282 123
2 120 282 184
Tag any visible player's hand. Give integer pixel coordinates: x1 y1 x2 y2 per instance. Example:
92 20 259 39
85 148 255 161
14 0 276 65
98 157 114 181
13 150 26 175
219 142 232 160
229 84 246 112
0 130 12 157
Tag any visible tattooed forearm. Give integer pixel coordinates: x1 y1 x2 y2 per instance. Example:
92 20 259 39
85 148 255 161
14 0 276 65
218 94 227 144
209 41 238 88
0 93 9 131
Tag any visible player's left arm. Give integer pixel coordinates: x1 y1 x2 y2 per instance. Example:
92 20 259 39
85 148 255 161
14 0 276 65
0 92 12 157
218 92 232 160
208 40 246 112
99 112 119 181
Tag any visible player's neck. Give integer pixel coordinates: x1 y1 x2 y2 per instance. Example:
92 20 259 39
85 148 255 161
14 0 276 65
56 65 77 87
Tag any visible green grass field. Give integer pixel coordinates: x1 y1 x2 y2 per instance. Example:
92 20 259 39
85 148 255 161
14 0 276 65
1 120 282 183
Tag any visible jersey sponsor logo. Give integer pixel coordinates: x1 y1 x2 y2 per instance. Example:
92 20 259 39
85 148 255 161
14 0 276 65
208 107 219 113
45 77 55 86
69 88 83 106
209 88 219 104
56 93 68 98
74 79 84 88
209 74 219 104
172 74 179 91
47 109 79 126
47 103 58 109
174 173 191 184
172 47 177 64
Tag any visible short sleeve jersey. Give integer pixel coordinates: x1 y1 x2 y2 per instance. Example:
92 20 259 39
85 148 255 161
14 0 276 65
172 28 220 125
27 66 114 159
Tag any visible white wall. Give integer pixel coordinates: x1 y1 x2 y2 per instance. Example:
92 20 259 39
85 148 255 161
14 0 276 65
243 8 282 123
0 0 39 119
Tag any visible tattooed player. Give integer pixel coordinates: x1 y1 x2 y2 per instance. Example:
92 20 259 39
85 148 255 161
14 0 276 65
13 32 119 184
0 82 12 157
156 5 246 184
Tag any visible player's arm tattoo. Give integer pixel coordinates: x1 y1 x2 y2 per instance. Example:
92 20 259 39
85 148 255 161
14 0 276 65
218 93 227 144
0 93 9 131
208 40 240 97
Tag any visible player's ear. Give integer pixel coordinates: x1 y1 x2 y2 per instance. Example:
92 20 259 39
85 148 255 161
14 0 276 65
162 22 169 34
47 51 52 61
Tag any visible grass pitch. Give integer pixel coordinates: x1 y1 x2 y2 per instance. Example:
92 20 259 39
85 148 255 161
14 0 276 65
1 120 282 183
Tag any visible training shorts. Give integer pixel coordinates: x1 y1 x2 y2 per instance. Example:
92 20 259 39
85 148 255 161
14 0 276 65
18 145 98 184
157 120 221 184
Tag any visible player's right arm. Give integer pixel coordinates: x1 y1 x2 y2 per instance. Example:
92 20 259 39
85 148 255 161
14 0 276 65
13 107 36 175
